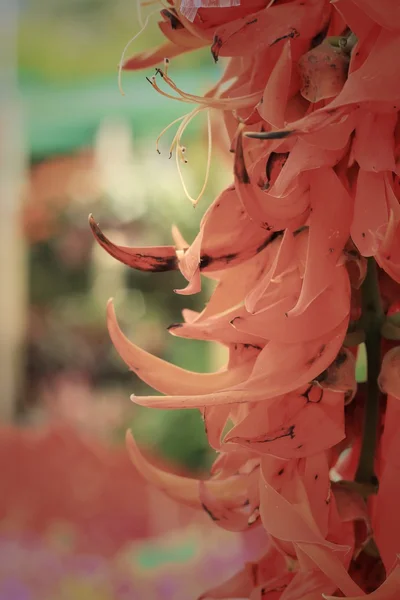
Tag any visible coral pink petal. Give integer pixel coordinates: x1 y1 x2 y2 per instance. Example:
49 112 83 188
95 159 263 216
298 542 363 597
200 186 271 264
328 29 400 106
199 480 257 532
227 343 262 369
303 453 331 538
245 229 298 314
237 317 349 394
168 312 266 346
237 268 350 344
126 431 248 509
159 18 208 49
350 0 400 30
198 250 271 323
234 132 272 230
210 448 256 478
376 182 400 281
177 187 272 292
258 41 293 129
260 471 336 548
332 0 375 44
281 569 335 600
89 215 177 272
125 430 205 508
123 41 197 71
226 388 345 459
107 300 252 395
211 1 327 59
374 348 400 572
168 301 263 345
253 29 400 139
374 464 400 574
351 171 389 257
289 168 352 316
203 405 231 451
137 318 348 408
250 574 296 599
304 111 357 151
175 231 203 294
352 110 397 172
235 135 309 231
270 139 346 198
323 562 400 599
181 308 199 324
175 268 202 295
377 220 400 283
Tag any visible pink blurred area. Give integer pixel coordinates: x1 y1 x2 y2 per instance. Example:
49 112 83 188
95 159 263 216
0 424 198 555
0 424 258 600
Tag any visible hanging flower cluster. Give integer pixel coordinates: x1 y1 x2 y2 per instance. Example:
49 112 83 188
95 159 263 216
90 0 400 597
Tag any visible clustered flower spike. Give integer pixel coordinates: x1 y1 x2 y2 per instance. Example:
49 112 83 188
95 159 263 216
91 0 400 597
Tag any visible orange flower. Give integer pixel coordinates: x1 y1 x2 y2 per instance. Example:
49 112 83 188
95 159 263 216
93 0 400 596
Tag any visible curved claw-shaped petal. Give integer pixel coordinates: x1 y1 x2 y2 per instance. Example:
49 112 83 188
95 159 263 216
89 215 177 272
131 318 349 409
168 308 266 346
126 431 252 510
126 430 201 507
235 266 350 344
288 168 352 316
107 300 253 396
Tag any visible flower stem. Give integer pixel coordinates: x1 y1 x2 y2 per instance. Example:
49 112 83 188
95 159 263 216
355 258 384 491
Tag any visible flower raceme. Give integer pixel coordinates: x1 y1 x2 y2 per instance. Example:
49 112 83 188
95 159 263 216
91 0 400 597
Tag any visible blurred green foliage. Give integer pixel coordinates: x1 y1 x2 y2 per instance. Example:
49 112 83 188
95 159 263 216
19 0 213 82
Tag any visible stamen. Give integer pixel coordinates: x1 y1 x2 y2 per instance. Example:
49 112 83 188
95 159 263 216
156 114 187 154
136 0 144 29
117 7 160 96
164 57 170 76
150 76 194 104
153 68 263 110
148 64 257 205
169 107 202 158
176 109 213 206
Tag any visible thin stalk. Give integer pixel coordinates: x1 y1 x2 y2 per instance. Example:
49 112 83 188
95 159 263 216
355 258 384 490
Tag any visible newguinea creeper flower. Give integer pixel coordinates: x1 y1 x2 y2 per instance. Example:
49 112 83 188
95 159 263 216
91 0 400 597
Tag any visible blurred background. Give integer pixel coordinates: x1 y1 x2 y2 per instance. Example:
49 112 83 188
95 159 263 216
0 2 257 598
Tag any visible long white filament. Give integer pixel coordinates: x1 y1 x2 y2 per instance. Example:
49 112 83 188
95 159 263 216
118 7 160 96
175 108 212 206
